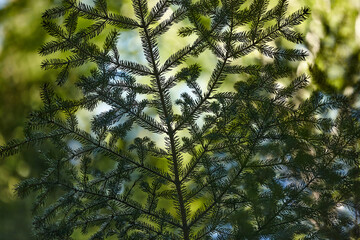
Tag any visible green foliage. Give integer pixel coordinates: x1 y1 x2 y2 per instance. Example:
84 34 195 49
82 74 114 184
0 1 69 239
304 0 360 96
1 0 360 239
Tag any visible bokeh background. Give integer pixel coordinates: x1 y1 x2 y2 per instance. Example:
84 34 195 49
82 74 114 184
0 0 359 239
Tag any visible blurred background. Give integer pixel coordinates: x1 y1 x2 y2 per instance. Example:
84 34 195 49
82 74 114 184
0 0 359 239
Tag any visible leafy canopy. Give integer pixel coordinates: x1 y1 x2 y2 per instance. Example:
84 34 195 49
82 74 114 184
1 0 360 239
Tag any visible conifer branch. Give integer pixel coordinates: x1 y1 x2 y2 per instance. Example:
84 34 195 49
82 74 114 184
45 118 173 182
52 181 182 228
135 0 191 236
4 0 360 239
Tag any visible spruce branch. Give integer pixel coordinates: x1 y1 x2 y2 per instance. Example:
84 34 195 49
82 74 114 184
3 0 360 239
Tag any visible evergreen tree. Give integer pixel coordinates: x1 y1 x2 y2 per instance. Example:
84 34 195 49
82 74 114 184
1 0 360 239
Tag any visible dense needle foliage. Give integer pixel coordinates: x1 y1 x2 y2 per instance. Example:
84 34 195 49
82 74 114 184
1 0 360 239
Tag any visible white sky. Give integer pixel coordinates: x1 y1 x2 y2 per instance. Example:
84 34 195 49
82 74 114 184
0 0 7 9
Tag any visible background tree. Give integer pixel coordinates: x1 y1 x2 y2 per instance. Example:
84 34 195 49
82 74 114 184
0 1 60 239
0 0 125 238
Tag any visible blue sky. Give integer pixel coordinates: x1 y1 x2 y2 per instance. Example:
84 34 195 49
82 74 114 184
0 0 7 9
